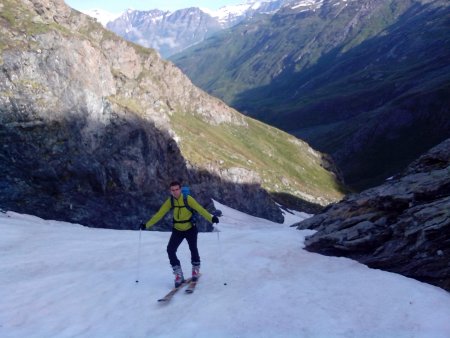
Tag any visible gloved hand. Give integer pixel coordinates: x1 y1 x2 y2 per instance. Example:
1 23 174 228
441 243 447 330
212 209 223 217
140 223 147 230
212 215 219 224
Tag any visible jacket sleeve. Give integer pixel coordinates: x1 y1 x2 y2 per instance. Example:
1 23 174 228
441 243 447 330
187 195 213 223
145 198 172 229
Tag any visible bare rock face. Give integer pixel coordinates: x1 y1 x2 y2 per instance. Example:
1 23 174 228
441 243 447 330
295 139 450 291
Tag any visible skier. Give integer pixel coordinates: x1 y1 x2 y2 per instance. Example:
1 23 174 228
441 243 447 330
141 181 219 287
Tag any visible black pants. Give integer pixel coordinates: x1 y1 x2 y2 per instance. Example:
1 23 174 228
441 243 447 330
167 226 200 267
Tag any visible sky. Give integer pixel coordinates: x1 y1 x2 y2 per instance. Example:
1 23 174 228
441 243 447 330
64 0 246 13
1 202 450 338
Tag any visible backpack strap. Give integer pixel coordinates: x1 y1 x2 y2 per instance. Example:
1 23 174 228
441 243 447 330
183 195 195 214
170 194 193 211
170 194 196 224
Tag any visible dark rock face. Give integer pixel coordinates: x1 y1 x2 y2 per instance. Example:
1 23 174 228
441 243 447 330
295 139 450 291
1 113 180 229
0 104 283 230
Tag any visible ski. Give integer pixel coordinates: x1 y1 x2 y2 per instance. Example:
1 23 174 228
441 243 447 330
157 278 192 302
185 274 201 294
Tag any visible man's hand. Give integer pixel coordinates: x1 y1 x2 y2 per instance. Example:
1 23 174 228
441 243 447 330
212 215 219 224
212 209 222 217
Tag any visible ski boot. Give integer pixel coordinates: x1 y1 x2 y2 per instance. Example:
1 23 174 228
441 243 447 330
172 265 185 288
192 263 200 282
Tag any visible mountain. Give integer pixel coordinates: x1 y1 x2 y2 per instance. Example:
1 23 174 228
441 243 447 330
105 8 222 58
104 1 293 57
171 0 450 190
296 138 450 292
0 0 344 230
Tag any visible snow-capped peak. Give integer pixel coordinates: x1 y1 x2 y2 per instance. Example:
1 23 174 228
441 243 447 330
203 3 252 23
80 8 123 26
204 1 282 26
290 0 324 11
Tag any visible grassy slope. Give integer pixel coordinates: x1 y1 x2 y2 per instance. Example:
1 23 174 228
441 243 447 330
170 111 345 203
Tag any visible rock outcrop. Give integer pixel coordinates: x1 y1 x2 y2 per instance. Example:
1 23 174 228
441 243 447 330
295 139 450 291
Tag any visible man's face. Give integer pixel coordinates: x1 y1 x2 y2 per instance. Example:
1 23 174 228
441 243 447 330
170 185 181 199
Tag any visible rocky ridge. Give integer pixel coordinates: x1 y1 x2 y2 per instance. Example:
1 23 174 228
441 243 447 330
295 138 450 291
0 0 343 230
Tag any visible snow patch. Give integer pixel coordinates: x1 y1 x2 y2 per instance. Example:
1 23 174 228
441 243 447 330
80 8 123 26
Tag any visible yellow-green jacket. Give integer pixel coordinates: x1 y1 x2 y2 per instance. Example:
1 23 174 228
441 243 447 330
145 194 213 231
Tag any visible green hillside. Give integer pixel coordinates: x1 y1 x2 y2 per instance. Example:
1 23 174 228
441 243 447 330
170 111 344 203
171 0 450 189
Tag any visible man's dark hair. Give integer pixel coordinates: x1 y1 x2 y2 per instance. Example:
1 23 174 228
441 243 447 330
170 181 181 187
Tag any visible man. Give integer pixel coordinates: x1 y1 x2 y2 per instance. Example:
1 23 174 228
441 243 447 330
141 181 219 287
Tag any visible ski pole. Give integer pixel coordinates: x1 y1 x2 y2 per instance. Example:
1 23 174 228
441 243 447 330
135 225 142 284
215 227 227 286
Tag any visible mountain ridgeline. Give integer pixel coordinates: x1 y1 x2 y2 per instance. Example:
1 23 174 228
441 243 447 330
105 1 293 58
0 0 344 230
106 8 223 58
171 0 450 190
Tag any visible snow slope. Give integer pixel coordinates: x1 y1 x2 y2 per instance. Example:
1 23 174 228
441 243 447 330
1 202 449 338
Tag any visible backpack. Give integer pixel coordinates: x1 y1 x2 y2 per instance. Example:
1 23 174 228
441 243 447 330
170 186 198 225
